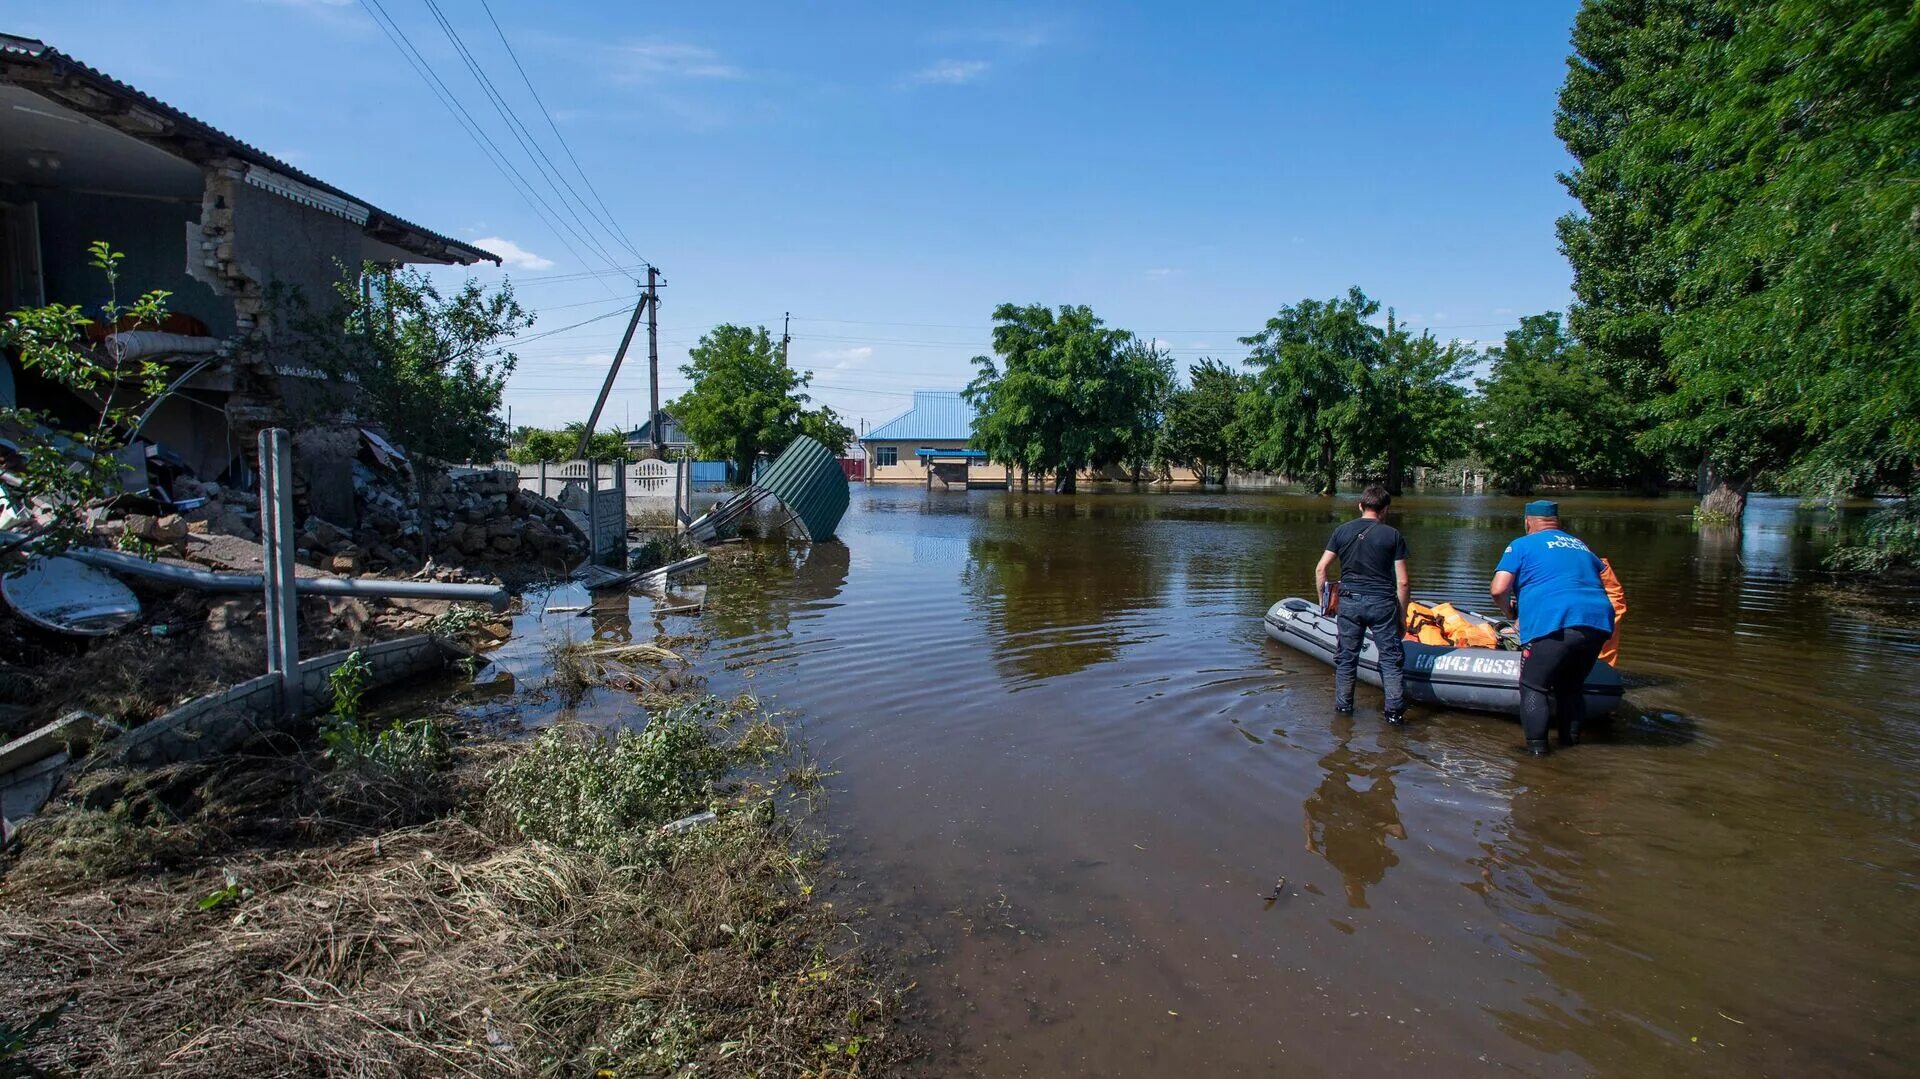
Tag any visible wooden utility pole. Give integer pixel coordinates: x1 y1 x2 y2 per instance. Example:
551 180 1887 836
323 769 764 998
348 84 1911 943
647 266 662 455
780 311 791 367
577 287 649 459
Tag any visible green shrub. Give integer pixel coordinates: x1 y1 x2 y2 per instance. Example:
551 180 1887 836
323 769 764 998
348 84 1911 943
1827 500 1920 573
488 698 780 861
318 650 450 779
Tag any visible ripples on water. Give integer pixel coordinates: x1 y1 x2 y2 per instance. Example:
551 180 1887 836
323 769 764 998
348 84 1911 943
499 488 1920 1075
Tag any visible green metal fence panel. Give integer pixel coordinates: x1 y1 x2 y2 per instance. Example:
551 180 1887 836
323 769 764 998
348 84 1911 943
755 436 850 541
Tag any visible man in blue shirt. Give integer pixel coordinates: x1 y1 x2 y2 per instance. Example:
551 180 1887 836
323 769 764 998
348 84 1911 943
1489 500 1618 756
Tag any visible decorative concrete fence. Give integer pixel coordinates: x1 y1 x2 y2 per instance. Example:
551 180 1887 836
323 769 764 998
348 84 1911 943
114 634 473 767
496 460 633 560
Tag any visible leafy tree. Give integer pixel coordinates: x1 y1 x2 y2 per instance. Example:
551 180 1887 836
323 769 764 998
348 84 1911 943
670 324 847 483
508 424 630 463
1556 0 1730 401
1115 339 1178 481
1475 313 1641 493
795 407 854 459
1360 313 1475 494
1237 287 1380 496
0 242 172 557
1661 0 1920 509
1556 0 1920 520
963 303 1142 493
298 263 526 558
1158 359 1248 485
312 265 526 465
1556 1 1731 507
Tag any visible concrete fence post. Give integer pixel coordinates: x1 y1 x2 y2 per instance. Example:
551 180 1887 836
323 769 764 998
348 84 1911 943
258 428 300 719
587 458 600 562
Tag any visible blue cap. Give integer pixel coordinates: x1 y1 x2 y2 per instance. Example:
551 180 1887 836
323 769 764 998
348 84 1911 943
1523 499 1559 517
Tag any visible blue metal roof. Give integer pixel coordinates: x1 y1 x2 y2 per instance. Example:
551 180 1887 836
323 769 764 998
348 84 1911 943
862 391 976 441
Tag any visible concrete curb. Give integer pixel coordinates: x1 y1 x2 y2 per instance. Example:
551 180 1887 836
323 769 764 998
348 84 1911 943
114 634 477 768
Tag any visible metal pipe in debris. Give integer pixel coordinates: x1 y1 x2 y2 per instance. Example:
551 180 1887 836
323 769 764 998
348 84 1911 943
635 552 709 585
43 544 509 610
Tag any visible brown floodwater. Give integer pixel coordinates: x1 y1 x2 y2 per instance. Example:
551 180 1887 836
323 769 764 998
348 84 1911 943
491 487 1920 1076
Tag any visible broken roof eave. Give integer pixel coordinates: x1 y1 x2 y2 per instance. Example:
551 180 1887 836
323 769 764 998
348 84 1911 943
0 34 499 267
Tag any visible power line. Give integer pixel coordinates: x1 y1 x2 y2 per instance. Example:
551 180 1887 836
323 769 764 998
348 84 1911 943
477 0 650 268
417 0 632 282
357 0 617 295
505 264 652 284
490 301 638 354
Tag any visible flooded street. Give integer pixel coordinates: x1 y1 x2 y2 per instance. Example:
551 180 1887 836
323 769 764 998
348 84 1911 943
518 487 1920 1075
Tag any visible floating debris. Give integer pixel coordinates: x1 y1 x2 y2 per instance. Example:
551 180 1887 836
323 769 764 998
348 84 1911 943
2 555 141 636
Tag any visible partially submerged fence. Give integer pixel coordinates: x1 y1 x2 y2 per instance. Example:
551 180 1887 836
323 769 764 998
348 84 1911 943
498 459 732 537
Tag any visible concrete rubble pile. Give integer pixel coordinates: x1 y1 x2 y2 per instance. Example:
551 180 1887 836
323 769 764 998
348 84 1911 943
83 427 589 576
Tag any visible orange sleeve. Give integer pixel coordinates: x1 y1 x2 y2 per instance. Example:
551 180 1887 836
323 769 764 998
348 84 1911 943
1599 558 1626 666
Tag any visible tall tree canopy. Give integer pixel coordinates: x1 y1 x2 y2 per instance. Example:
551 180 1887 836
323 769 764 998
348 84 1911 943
1557 0 1920 518
1158 358 1249 485
669 324 850 483
1361 314 1476 494
1475 313 1642 494
1665 0 1920 501
1237 288 1379 496
963 303 1146 492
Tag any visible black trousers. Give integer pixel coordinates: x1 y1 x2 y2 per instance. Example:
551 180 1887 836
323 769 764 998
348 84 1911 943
1519 625 1610 743
1333 593 1405 712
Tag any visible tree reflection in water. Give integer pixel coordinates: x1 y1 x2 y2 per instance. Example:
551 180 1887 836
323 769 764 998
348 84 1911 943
957 495 1173 683
1301 714 1410 909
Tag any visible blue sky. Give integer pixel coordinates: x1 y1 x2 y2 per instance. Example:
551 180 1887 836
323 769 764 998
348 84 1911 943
17 1 1585 432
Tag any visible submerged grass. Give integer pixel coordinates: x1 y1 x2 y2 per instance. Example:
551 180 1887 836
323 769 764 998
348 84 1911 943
0 693 911 1076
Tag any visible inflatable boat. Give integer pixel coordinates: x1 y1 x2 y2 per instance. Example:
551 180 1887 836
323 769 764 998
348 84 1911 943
1262 597 1623 718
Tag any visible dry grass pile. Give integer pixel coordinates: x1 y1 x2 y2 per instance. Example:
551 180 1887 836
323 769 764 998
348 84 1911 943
0 697 910 1077
543 637 693 708
0 593 263 742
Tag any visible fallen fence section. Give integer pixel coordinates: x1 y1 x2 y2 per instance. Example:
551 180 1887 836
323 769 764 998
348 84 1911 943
686 436 849 543
113 635 476 768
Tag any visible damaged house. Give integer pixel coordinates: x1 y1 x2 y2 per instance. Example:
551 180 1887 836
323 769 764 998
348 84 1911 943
1 33 589 572
0 32 497 482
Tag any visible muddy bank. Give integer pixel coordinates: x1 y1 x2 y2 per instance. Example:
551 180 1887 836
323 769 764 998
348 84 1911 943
0 553 912 1076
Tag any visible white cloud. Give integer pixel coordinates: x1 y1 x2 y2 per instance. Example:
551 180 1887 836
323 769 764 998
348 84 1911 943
911 59 991 85
474 237 555 270
1144 267 1174 278
812 346 874 368
613 40 741 82
1493 306 1514 316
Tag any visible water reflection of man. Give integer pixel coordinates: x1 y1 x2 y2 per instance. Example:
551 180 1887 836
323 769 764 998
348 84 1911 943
1301 714 1408 909
1315 485 1411 724
1489 500 1618 757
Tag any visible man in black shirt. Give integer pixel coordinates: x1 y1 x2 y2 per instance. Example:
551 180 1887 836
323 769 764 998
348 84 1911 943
1313 485 1411 723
